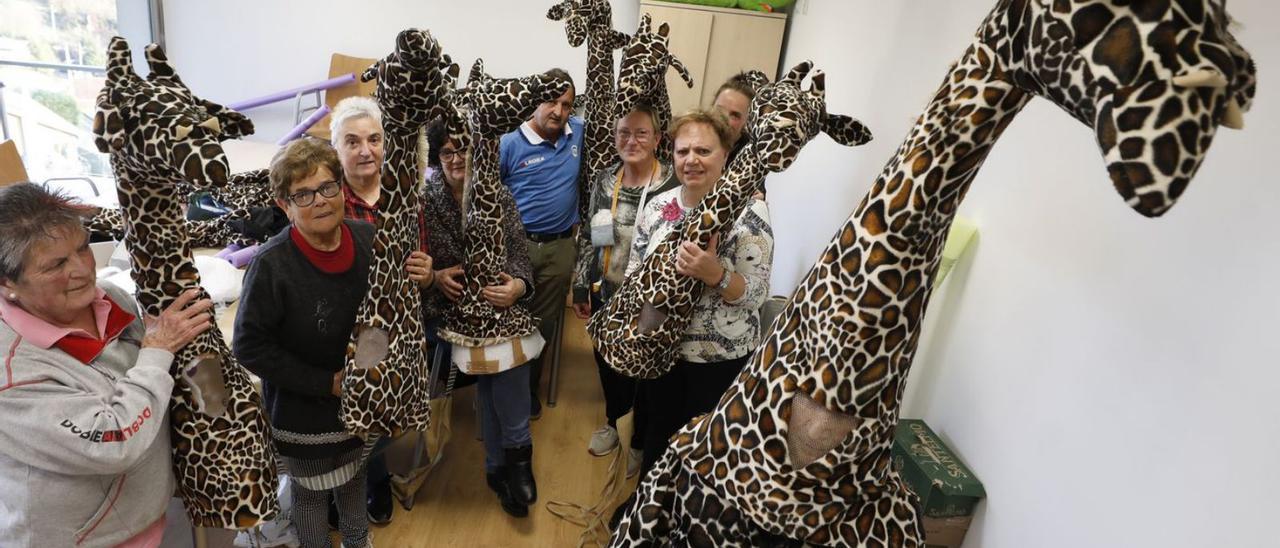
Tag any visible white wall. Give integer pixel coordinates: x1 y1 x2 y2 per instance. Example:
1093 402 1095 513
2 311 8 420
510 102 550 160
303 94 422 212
162 0 640 142
774 1 1280 547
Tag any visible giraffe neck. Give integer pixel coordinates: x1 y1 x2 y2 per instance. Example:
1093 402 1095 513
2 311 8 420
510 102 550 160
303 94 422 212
111 163 200 316
462 136 506 286
582 29 619 177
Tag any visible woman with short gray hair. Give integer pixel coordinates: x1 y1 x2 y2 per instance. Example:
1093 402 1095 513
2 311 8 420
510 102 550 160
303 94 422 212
0 182 213 547
329 96 385 224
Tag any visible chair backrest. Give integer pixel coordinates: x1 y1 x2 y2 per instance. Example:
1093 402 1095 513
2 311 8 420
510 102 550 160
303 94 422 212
305 53 379 141
0 140 29 187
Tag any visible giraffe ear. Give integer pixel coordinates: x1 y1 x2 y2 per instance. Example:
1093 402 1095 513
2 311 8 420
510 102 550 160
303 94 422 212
670 56 695 89
822 113 873 147
202 100 255 140
808 69 826 101
468 59 489 87
546 0 572 21
360 61 379 83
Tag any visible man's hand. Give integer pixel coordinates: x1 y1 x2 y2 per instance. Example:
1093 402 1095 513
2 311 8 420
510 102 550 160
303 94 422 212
435 265 465 302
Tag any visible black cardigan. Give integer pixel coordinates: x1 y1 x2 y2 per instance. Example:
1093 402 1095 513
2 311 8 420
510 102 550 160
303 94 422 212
232 220 373 458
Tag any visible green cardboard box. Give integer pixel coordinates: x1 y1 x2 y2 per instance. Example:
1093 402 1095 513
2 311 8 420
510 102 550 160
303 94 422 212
893 419 986 518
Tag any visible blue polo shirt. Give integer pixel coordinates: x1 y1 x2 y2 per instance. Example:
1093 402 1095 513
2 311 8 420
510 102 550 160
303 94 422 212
499 116 584 234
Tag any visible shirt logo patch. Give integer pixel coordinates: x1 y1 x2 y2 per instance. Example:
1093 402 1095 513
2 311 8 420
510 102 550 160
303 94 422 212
571 145 580 158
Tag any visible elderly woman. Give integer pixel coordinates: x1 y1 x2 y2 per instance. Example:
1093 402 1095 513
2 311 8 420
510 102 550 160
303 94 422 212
419 119 536 518
330 96 385 224
571 103 678 470
0 183 212 547
327 95 403 526
233 138 379 548
627 109 774 477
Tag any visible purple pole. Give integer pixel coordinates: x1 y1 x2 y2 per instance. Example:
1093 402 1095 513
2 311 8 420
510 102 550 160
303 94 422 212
229 73 357 111
277 104 332 145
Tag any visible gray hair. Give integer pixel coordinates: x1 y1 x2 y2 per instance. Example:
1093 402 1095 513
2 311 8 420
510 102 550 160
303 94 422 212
329 96 383 147
0 183 93 283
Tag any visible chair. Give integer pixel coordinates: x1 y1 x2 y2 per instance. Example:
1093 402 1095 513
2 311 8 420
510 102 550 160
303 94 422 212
304 53 379 142
0 139 28 187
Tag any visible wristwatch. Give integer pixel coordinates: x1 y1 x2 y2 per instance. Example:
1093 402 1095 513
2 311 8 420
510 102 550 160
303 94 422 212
715 267 733 291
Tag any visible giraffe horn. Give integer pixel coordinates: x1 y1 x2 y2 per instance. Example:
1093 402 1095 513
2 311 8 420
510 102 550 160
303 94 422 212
1172 68 1228 89
639 13 652 33
808 69 827 100
104 36 138 82
783 61 813 86
1221 96 1245 129
143 43 178 82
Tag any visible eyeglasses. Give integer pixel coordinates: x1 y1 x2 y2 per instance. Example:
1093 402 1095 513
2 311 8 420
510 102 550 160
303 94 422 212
616 129 653 143
286 180 341 207
439 148 467 163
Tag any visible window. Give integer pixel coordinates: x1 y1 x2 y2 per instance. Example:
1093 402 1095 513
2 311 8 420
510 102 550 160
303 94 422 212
0 0 155 207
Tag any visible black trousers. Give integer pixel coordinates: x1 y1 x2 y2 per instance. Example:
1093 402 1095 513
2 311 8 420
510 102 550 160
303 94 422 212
591 287 644 448
638 355 749 476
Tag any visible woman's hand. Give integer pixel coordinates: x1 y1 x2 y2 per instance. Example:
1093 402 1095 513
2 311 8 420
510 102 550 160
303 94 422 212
482 273 525 309
406 251 435 288
142 289 214 354
676 233 725 287
435 265 465 302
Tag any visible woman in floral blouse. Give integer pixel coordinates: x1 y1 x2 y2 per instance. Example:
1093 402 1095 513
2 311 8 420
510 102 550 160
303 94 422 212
625 108 773 476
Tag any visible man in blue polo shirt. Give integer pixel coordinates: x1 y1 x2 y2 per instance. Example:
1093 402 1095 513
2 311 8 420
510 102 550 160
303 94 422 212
499 68 583 419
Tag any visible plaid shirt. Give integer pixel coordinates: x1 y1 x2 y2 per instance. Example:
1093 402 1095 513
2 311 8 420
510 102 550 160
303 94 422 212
342 183 428 253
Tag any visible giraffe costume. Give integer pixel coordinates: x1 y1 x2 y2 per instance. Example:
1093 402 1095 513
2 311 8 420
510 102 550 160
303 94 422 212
92 38 278 528
338 29 456 435
611 0 1256 545
588 61 873 380
436 60 573 366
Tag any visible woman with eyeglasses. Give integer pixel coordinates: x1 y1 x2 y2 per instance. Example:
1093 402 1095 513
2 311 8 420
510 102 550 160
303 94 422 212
571 103 679 473
419 119 537 517
232 138 381 548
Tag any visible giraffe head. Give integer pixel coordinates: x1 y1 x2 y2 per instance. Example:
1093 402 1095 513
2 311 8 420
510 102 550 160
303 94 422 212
615 13 695 120
547 0 630 50
360 28 454 132
987 0 1256 217
745 61 874 172
93 37 252 187
454 59 572 138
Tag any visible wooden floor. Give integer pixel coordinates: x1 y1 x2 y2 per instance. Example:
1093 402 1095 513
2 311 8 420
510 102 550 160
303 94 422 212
364 309 638 547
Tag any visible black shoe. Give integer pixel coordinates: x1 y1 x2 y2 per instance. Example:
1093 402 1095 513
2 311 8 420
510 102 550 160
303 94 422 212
529 397 542 421
327 496 339 531
486 468 529 518
504 445 537 505
367 480 393 526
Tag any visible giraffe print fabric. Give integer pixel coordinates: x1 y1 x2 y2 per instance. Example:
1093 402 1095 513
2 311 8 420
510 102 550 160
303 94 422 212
437 60 573 350
610 0 1255 545
338 29 456 435
92 37 279 528
85 169 274 248
588 61 872 381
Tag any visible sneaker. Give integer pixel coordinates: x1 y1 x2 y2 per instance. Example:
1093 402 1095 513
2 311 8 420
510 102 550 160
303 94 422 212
587 425 619 456
625 447 644 479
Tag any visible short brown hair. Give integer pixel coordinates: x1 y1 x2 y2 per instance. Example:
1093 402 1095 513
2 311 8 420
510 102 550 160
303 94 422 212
269 138 344 200
715 71 757 102
669 108 734 152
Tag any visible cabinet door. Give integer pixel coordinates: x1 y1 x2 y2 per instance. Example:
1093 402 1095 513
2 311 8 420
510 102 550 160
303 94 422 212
702 11 787 107
640 4 714 116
